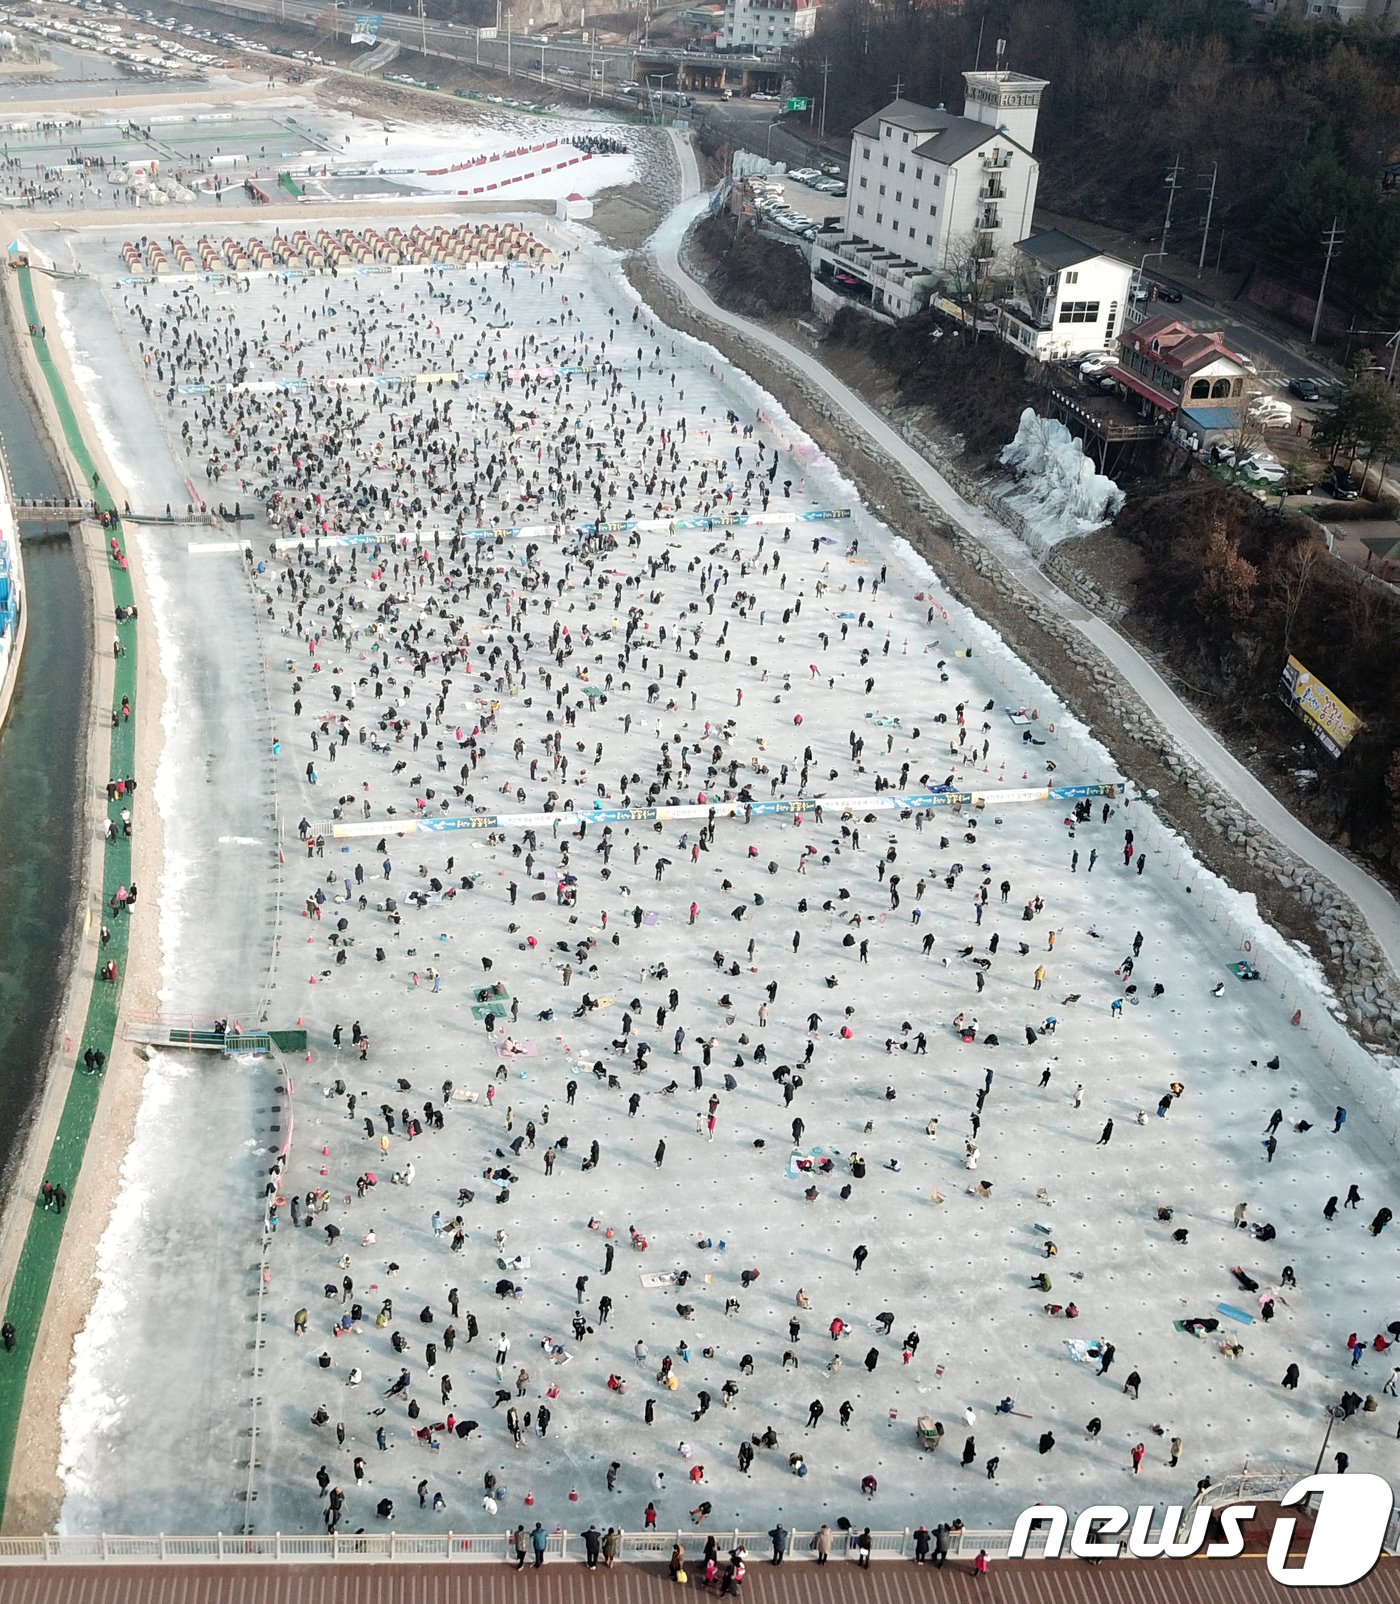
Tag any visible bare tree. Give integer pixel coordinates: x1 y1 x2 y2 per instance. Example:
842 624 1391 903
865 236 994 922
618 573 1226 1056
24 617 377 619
1221 386 1271 468
1272 535 1322 655
941 230 1009 342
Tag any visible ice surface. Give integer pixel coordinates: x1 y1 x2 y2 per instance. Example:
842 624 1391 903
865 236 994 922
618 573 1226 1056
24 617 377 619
998 409 1125 548
51 211 1400 1542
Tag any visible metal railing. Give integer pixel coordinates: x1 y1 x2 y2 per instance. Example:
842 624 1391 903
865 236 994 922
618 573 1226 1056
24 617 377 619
0 1526 1051 1565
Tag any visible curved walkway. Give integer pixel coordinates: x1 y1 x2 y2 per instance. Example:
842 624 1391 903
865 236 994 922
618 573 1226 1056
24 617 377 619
644 183 1400 985
0 269 138 1520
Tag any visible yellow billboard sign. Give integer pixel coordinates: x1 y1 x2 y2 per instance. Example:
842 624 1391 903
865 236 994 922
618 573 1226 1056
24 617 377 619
1276 655 1361 758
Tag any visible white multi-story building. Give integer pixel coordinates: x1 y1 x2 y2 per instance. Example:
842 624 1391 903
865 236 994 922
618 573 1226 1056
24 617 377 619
999 230 1135 361
811 69 1047 320
721 0 818 53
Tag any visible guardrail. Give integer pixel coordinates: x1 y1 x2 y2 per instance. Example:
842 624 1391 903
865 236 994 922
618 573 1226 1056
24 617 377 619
12 1507 1396 1564
0 1527 1052 1565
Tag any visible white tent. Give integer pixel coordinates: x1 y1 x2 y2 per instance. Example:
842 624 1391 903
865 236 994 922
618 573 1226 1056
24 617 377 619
555 191 593 221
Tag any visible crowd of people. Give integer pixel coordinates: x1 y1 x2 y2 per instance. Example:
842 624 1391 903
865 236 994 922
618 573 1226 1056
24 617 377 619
98 232 1398 1541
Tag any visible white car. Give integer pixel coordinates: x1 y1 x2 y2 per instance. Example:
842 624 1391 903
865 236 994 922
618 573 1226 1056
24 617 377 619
788 167 820 182
1247 397 1292 427
1237 454 1287 483
1078 354 1118 377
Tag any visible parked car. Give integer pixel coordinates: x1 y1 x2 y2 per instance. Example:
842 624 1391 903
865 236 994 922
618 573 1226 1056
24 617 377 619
1231 452 1287 484
819 162 842 176
1287 375 1325 403
787 167 820 182
1078 353 1119 377
1247 396 1293 427
1148 282 1183 303
1322 464 1360 499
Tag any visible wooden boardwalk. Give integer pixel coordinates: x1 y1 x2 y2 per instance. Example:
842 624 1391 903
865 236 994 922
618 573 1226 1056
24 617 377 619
0 1556 1390 1604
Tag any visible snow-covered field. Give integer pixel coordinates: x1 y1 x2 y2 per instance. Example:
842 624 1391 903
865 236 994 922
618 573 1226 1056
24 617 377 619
48 210 1400 1541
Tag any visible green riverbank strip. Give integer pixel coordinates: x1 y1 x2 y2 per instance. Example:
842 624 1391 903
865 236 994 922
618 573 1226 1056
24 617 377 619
0 266 137 1522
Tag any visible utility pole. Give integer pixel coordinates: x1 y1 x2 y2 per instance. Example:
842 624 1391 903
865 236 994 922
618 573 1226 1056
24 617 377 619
1197 161 1217 275
818 56 831 141
1310 217 1344 345
1160 156 1182 264
419 0 427 58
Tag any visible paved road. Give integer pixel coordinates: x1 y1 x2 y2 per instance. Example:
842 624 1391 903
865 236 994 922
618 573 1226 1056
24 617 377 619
202 0 781 94
647 174 1400 988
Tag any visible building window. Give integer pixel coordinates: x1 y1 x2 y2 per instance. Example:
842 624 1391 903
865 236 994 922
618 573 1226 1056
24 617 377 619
911 199 919 211
1064 270 1078 284
926 233 933 246
894 191 901 203
876 213 883 225
1105 302 1117 340
1211 378 1232 399
862 147 869 161
898 161 906 174
915 166 922 180
859 176 867 189
878 183 885 196
884 126 891 138
856 203 865 217
1057 301 1101 324
902 132 909 143
882 155 889 168
933 173 940 186
1190 379 1210 399
909 226 916 239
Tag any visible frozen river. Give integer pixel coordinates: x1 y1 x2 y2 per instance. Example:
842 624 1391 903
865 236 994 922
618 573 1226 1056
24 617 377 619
44 209 1400 1540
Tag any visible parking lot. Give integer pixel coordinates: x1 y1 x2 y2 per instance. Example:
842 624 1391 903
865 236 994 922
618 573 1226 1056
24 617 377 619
744 162 846 241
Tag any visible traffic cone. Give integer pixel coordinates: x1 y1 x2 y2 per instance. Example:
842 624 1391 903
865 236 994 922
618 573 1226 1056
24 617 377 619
568 1486 579 1502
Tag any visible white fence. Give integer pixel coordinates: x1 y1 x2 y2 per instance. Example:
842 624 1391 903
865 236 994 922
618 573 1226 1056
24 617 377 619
0 1526 1051 1565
